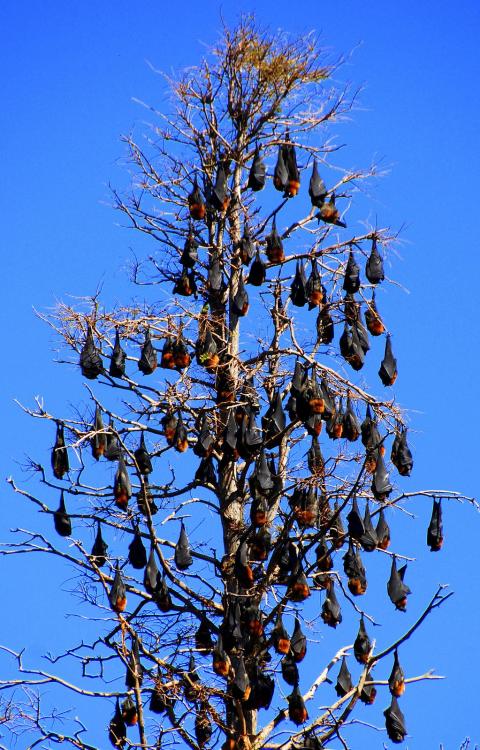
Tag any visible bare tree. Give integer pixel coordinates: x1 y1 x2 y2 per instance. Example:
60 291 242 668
1 17 474 750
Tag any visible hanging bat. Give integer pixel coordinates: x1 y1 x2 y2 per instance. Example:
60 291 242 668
288 568 311 602
330 501 346 549
184 654 200 702
125 637 143 689
195 616 213 652
235 542 254 589
284 135 301 197
262 390 286 446
371 454 392 501
306 258 325 308
108 698 127 749
91 522 108 567
288 685 309 725
109 567 127 613
360 502 378 552
54 491 72 537
247 250 267 286
376 507 391 550
364 291 385 336
272 611 291 655
355 317 370 354
195 456 217 486
343 249 360 294
188 178 206 220
193 414 214 458
353 617 372 664
316 194 347 228
195 708 212 748
360 670 377 705
128 529 147 569
109 328 126 378
232 654 251 701
52 422 69 479
427 498 443 551
384 695 407 743
391 428 413 476
91 405 107 460
121 696 138 726
150 671 173 713
343 540 367 595
80 325 103 380
231 274 250 316
344 292 360 325
250 528 271 561
309 159 327 207
265 218 285 263
138 328 157 375
388 650 405 696
365 236 384 284
290 260 307 307
347 496 365 540
273 144 288 192
209 162 229 212
335 656 353 697
321 581 342 627
213 634 231 677
307 436 324 476
113 457 132 510
134 432 153 476
387 557 411 611
136 477 158 517
239 226 256 265
290 616 307 662
173 268 197 297
343 395 360 442
316 305 334 345
244 666 275 710
173 414 189 453
281 652 299 686
315 538 333 572
378 334 397 386
144 548 160 595
180 230 198 268
250 450 274 497
248 147 266 191
104 419 121 462
175 523 193 570
196 329 219 371
160 337 175 369
161 412 177 446
155 573 172 613
339 323 365 371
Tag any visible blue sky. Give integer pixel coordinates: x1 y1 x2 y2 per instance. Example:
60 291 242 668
1 1 479 748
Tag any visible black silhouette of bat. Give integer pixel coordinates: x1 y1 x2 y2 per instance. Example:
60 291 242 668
54 491 72 537
353 616 372 663
388 650 405 697
175 523 193 570
134 432 153 475
138 328 157 375
384 695 407 743
427 498 443 551
288 685 308 725
128 529 147 569
335 656 353 697
321 582 342 627
365 236 384 284
91 522 108 567
265 218 285 263
114 456 132 510
309 159 327 207
387 556 411 611
109 328 126 378
80 325 103 380
108 697 127 748
343 249 360 293
248 147 266 191
378 334 397 386
290 260 307 307
247 250 267 286
125 636 143 689
188 178 206 220
52 422 69 479
109 567 127 613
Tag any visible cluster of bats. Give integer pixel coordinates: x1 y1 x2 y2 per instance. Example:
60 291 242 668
52 140 446 748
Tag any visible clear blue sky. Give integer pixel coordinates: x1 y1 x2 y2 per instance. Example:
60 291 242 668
1 1 479 748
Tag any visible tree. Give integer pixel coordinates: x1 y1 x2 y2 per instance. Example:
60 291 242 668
1 17 472 750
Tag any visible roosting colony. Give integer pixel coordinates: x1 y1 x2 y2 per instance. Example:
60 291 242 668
3 19 460 750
